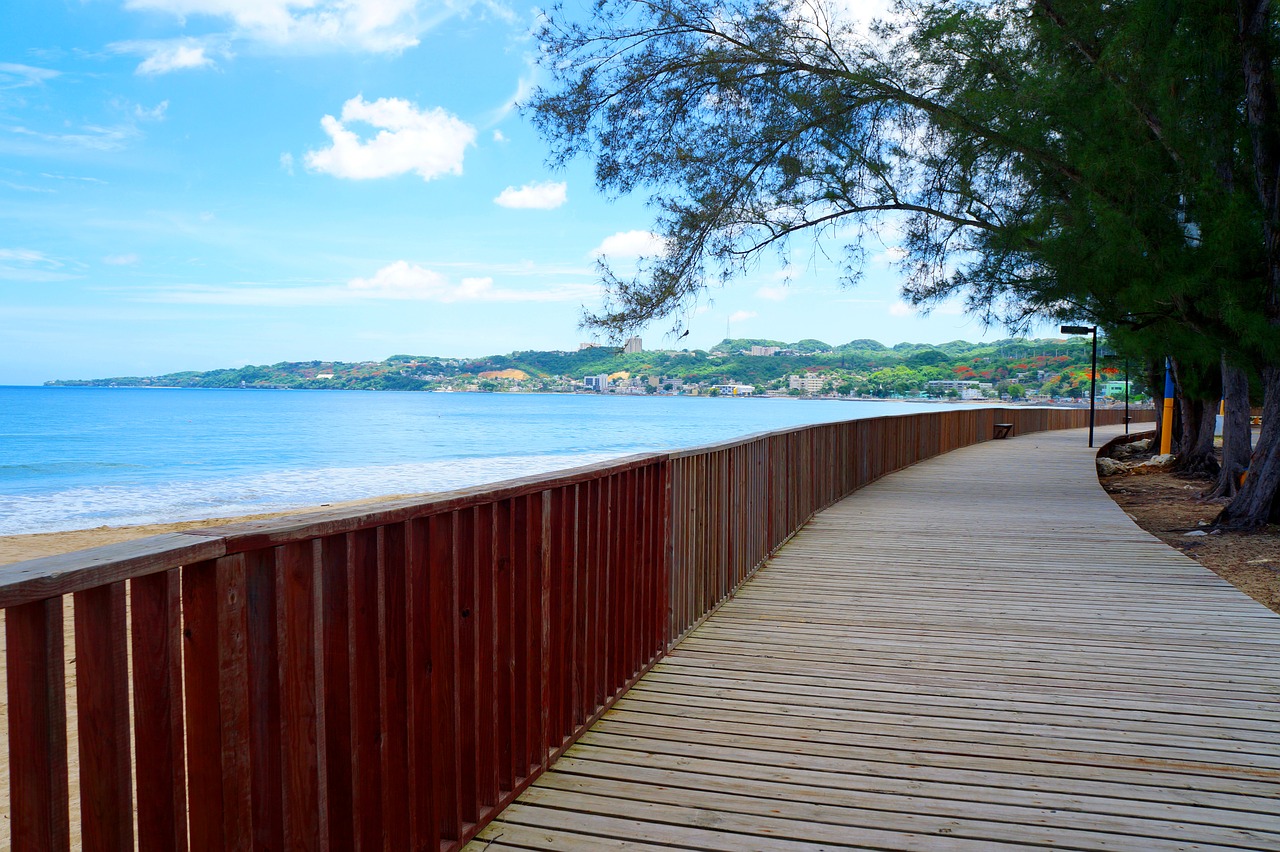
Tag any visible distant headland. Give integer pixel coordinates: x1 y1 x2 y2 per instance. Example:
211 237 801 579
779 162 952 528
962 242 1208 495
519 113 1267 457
47 336 1140 402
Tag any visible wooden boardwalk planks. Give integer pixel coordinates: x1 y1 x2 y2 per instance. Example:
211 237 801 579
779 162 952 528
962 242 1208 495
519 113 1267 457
468 426 1280 851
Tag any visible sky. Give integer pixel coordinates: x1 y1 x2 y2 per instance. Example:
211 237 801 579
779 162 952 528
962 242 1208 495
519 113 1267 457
1 0 1045 386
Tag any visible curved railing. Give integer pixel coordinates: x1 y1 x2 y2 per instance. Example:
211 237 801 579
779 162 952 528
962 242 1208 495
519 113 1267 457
0 406 1145 851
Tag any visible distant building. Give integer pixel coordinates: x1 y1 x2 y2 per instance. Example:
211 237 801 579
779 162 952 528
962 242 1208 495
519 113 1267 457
1103 380 1131 397
789 374 826 393
749 345 779 357
579 342 604 350
584 374 610 391
623 336 643 354
713 384 756 396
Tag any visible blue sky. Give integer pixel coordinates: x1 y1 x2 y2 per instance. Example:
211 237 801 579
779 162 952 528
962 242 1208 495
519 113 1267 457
1 0 1038 385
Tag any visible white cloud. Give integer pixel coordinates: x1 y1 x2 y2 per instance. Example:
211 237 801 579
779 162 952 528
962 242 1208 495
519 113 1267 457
591 230 667 259
0 249 78 282
104 254 140 266
136 43 214 75
873 245 908 266
889 300 913 317
123 0 428 53
349 262 494 301
7 123 139 152
0 249 57 265
348 261 597 301
729 310 757 323
493 129 507 143
280 152 295 174
135 100 170 121
41 173 107 184
494 181 566 210
139 262 602 305
756 285 788 301
489 62 537 124
305 95 475 181
0 63 60 90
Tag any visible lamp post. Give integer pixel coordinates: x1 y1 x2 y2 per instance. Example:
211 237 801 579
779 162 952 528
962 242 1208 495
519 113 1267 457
1061 324 1098 447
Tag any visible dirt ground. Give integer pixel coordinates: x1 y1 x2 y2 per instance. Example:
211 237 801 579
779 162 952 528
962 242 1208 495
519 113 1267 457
1100 461 1280 615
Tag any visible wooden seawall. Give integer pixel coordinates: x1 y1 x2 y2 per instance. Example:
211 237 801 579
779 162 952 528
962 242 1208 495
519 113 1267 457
469 426 1280 851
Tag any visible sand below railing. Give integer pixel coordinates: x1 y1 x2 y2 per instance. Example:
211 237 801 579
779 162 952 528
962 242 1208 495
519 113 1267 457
0 492 437 568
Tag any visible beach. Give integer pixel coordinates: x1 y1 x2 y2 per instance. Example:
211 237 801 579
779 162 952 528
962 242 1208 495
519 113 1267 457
0 492 435 567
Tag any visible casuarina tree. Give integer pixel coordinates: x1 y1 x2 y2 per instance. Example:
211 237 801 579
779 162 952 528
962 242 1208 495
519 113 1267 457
529 0 1280 526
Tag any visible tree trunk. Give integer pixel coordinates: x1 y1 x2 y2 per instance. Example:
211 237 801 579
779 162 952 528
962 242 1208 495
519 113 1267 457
1172 359 1221 475
1209 355 1253 498
1217 365 1280 525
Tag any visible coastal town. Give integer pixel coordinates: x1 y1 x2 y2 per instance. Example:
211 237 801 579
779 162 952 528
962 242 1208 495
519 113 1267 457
50 334 1145 405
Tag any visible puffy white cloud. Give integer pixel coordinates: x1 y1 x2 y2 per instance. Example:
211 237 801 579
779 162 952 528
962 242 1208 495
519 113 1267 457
305 95 475 181
280 152 295 174
494 181 566 210
590 230 667 259
755 285 788 301
729 310 757 323
889 300 913 317
124 0 426 53
492 129 507 143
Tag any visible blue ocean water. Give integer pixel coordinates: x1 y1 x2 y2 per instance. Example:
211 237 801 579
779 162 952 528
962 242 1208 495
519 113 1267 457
0 387 965 535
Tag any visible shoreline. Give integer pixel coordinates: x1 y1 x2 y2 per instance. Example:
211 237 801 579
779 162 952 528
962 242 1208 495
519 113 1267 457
0 492 435 567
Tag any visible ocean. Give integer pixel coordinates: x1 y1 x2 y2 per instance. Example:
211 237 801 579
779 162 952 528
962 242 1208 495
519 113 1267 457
0 387 966 536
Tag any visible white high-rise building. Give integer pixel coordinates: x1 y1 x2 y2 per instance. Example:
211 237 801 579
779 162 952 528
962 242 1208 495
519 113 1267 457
623 336 643 354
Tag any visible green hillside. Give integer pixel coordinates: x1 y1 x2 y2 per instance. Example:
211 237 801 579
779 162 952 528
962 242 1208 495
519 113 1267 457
48 337 1141 400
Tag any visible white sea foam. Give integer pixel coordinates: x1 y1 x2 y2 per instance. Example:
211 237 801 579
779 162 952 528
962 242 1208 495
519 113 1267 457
0 451 625 536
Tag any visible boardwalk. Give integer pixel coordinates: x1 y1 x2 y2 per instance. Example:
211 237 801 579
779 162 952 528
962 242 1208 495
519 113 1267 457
468 426 1280 851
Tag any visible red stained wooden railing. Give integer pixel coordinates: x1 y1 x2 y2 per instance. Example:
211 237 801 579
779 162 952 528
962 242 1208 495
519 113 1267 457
0 406 1145 850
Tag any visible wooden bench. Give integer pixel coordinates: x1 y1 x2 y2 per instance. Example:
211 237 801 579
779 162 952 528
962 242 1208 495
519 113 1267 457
994 423 1014 439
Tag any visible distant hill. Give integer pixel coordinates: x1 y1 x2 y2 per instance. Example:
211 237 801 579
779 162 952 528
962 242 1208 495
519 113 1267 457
47 337 1128 399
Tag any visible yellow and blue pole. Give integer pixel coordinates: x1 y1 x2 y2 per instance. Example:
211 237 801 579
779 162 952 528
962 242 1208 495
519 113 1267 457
1160 357 1175 455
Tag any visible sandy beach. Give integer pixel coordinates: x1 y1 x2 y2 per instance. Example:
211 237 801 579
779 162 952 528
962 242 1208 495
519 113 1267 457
0 492 435 568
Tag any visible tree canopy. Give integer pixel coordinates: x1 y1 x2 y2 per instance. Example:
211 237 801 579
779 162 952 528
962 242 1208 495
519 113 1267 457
530 0 1280 526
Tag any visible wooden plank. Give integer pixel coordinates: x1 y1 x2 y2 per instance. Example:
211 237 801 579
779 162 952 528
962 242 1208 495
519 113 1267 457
429 511 460 843
277 540 322 852
347 528 384 851
454 507 480 828
6 597 70 852
474 503 500 810
244 549 283 852
182 555 251 852
319 533 355 851
73 582 133 852
379 522 410 848
130 570 188 852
